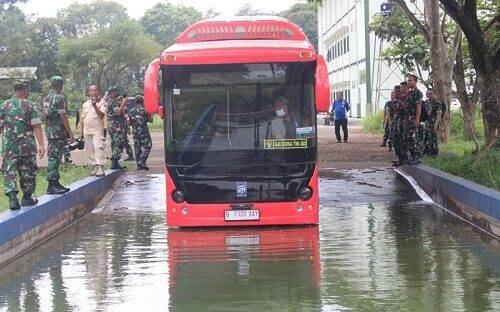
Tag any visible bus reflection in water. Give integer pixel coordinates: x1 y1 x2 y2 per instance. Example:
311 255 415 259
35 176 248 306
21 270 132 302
167 226 321 310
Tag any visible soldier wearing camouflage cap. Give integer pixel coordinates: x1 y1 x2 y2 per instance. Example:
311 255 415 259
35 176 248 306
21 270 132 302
0 79 45 210
43 76 75 194
125 95 152 170
105 86 127 170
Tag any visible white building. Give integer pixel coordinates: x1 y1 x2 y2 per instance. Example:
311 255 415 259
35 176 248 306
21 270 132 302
317 0 408 118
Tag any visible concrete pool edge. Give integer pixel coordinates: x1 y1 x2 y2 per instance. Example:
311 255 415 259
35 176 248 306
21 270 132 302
399 164 500 238
0 169 123 267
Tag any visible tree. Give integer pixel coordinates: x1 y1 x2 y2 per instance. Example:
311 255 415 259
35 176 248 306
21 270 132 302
140 3 202 48
28 17 61 80
58 20 162 94
0 0 26 11
0 5 31 66
236 3 273 16
371 6 432 85
439 0 499 146
56 0 128 38
279 3 318 50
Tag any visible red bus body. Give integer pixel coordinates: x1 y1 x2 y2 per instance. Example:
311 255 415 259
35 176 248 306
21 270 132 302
144 16 330 227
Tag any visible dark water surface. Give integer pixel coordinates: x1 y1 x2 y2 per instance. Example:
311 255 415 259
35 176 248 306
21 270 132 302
0 170 499 312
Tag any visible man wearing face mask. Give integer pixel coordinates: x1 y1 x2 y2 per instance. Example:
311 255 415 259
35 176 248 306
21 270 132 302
270 96 300 139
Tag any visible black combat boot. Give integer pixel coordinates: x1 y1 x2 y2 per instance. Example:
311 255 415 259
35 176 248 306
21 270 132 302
21 193 38 206
111 159 126 170
380 139 387 147
55 180 70 192
8 192 20 210
388 141 393 151
47 180 67 195
137 164 149 171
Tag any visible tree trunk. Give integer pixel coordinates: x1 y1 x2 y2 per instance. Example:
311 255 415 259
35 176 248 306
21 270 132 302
425 0 452 142
479 70 500 145
453 47 476 139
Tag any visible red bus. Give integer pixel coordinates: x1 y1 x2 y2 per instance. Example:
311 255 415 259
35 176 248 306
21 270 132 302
144 16 330 227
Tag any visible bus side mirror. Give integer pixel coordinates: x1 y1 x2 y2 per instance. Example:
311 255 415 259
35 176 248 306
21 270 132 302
315 55 330 113
144 58 161 115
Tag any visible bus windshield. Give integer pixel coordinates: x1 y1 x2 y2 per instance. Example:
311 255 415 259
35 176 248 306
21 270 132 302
164 62 316 154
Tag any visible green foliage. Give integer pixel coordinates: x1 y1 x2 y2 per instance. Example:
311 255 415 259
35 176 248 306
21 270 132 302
56 0 128 38
0 6 32 66
27 18 61 80
370 6 431 81
236 3 273 16
279 3 318 50
58 19 162 92
423 110 497 190
0 164 95 211
148 115 164 133
422 148 500 191
140 3 203 48
362 111 385 134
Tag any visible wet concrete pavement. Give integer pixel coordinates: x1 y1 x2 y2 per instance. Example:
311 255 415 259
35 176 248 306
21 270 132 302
1 168 499 311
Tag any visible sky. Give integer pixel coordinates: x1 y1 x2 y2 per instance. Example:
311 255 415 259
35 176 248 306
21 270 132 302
19 0 301 19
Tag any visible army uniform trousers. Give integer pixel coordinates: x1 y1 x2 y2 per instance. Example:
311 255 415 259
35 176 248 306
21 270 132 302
2 155 37 195
133 132 152 167
47 138 66 180
110 127 127 160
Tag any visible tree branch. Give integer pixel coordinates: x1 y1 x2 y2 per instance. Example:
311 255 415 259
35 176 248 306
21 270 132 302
450 25 462 64
394 0 430 43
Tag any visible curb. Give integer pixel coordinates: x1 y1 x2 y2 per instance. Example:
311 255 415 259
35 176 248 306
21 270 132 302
0 170 122 267
399 164 500 238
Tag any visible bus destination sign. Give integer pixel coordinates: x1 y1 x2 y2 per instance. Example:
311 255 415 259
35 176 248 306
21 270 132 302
264 139 308 149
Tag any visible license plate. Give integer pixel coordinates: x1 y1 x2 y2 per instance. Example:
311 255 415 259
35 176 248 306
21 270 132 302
225 235 260 246
224 209 260 221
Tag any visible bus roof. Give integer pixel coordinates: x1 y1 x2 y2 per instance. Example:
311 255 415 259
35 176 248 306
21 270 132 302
161 16 316 65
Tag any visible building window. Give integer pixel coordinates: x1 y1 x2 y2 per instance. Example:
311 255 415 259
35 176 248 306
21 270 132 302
344 38 347 54
347 35 350 52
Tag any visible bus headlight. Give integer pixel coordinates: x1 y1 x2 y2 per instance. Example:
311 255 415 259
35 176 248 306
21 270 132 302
298 186 313 200
172 190 186 203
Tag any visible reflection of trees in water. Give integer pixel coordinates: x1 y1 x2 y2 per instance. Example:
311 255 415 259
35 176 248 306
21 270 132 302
319 201 500 311
0 213 162 311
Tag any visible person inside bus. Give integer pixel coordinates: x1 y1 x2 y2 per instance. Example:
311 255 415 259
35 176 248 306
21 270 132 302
269 96 301 139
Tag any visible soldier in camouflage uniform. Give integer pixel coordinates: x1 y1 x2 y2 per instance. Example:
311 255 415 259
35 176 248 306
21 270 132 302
422 89 442 156
126 95 152 170
106 86 127 170
43 76 75 194
123 129 134 161
0 79 45 209
380 91 397 151
400 74 423 165
391 87 408 166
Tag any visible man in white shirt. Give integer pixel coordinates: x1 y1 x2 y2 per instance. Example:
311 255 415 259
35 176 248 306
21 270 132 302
80 85 107 176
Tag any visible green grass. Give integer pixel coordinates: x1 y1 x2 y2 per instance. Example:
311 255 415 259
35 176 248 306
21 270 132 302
421 111 499 190
0 162 133 212
362 111 385 134
422 148 499 190
148 115 164 133
361 110 499 190
68 115 163 134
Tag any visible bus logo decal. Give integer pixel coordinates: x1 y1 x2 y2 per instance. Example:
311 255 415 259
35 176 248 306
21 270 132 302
236 182 247 198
